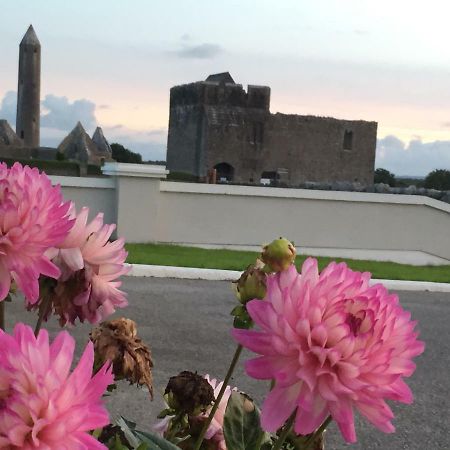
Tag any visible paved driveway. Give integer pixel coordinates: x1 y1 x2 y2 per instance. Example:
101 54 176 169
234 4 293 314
6 277 450 450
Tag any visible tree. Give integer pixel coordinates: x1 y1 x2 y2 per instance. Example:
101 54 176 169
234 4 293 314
110 143 143 164
424 169 450 190
374 168 396 186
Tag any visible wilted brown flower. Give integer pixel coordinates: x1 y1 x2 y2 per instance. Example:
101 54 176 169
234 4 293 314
90 318 153 398
165 371 215 415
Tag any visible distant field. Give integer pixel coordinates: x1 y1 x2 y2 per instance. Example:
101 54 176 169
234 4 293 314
126 243 450 283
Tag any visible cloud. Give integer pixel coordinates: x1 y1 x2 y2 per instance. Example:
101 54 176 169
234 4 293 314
0 91 98 132
0 91 17 125
376 135 450 176
173 43 223 59
41 95 97 130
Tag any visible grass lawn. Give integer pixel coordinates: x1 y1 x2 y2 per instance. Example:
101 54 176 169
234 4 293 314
126 243 450 283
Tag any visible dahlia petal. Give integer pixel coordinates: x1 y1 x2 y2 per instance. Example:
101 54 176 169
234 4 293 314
232 329 277 355
278 264 299 289
60 248 85 271
294 395 328 435
356 399 395 434
261 382 302 432
246 300 277 331
329 400 356 443
246 355 299 385
49 331 75 381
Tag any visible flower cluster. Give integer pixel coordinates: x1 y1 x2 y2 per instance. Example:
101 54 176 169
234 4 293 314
233 258 425 443
0 162 72 303
0 323 113 449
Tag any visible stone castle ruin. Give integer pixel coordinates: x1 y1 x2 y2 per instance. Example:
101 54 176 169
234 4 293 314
167 73 377 186
0 25 113 167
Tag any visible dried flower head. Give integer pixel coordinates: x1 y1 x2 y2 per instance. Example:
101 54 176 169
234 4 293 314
165 371 215 415
261 237 296 272
90 317 153 398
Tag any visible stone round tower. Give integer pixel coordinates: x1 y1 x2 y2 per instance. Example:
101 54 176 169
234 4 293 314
16 25 40 148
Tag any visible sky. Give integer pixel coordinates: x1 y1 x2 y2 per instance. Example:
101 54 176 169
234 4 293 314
1 0 450 175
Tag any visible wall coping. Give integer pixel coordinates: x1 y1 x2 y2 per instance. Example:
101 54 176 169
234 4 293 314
49 175 115 188
102 162 169 179
160 181 450 214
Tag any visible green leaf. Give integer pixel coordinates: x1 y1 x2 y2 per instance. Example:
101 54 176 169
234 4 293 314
133 430 181 450
111 434 130 450
223 392 268 450
115 417 180 450
136 444 149 450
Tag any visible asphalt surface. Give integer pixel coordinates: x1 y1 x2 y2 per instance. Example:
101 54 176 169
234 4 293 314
6 277 450 450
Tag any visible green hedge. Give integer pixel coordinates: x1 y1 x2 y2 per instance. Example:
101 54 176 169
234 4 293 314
166 171 199 182
0 157 103 177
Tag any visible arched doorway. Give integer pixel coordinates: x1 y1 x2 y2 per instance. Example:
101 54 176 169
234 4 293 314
214 162 234 182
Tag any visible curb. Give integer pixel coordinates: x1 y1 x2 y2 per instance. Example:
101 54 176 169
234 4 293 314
126 264 450 293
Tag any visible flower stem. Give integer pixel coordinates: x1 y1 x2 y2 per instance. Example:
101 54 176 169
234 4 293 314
272 410 297 450
303 415 332 450
192 344 243 450
0 301 5 331
34 294 52 337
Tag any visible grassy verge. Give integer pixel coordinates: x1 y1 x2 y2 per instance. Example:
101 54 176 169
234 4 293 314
126 243 450 283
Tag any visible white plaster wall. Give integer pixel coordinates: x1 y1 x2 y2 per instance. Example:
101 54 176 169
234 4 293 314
47 170 450 265
49 175 116 225
155 182 450 263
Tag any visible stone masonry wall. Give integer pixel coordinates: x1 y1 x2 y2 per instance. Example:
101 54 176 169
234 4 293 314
166 78 377 185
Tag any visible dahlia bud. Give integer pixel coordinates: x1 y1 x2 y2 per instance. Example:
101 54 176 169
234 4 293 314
90 318 153 398
234 263 267 304
261 237 296 272
165 371 215 415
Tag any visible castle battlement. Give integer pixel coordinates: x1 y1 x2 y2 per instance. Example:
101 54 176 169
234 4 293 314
170 73 270 110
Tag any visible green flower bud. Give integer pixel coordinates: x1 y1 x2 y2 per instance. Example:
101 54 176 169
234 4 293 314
261 237 296 272
234 263 267 304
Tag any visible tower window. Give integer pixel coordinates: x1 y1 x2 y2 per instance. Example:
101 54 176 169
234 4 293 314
343 130 353 150
20 131 24 139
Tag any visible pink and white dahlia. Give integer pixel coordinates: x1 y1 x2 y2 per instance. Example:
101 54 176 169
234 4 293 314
233 259 425 443
47 205 129 325
0 323 113 449
0 162 72 302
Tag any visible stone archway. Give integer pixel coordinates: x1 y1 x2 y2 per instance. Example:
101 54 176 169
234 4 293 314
214 162 234 182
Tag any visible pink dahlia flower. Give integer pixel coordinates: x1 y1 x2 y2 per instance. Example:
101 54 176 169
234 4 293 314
0 323 113 449
47 205 129 325
233 259 425 443
0 162 72 302
154 375 233 450
201 375 233 450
